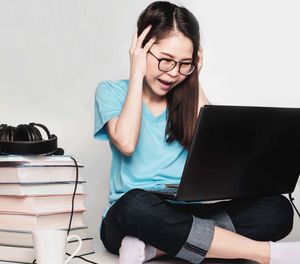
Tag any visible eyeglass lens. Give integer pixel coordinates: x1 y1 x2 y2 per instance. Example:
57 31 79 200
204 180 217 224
159 59 195 75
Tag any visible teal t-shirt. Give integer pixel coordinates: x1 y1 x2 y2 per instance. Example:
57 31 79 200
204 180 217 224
94 80 188 212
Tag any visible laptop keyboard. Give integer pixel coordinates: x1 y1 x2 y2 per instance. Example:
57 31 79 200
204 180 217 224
149 187 178 195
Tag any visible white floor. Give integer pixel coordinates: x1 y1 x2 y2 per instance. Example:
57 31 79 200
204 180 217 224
0 248 185 264
67 249 256 264
0 245 256 264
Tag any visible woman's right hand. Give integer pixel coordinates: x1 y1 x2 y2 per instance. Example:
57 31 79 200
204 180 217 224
129 25 156 78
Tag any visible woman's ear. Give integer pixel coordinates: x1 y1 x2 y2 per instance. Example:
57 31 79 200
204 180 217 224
197 46 203 75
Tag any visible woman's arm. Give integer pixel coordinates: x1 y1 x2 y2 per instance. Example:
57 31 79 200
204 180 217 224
106 26 156 156
107 76 143 156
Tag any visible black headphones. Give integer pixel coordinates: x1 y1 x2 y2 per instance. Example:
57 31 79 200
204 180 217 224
0 123 64 155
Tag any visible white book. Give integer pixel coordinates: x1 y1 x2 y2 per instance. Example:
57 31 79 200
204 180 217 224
0 211 84 230
0 194 86 214
0 226 91 246
0 238 95 263
0 166 83 183
0 244 33 263
0 182 84 196
0 155 82 165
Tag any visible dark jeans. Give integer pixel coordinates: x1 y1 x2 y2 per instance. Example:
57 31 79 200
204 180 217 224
100 188 294 264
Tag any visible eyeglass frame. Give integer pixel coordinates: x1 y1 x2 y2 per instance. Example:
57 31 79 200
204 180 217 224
148 50 196 76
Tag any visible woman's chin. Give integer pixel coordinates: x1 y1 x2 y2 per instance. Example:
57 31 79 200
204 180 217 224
154 88 169 96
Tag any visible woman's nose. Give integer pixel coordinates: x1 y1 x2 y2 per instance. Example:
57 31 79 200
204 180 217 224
167 64 180 77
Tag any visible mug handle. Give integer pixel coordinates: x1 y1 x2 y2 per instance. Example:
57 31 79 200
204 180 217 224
65 235 82 263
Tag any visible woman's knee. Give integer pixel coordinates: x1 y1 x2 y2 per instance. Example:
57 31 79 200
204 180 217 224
249 195 294 241
268 195 294 240
228 195 294 241
100 189 154 253
100 220 121 255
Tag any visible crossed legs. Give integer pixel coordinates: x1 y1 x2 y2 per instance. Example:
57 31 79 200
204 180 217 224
100 189 294 263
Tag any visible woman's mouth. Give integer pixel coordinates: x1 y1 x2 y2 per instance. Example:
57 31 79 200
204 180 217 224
158 79 173 89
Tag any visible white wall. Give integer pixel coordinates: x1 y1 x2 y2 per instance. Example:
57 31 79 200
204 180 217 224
0 0 299 247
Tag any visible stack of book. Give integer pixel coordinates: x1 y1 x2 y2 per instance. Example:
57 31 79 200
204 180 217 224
0 155 95 263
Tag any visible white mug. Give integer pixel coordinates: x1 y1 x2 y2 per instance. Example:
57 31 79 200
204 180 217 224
32 229 82 264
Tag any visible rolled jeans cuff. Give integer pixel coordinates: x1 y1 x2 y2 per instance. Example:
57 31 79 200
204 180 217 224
175 215 214 264
212 210 236 233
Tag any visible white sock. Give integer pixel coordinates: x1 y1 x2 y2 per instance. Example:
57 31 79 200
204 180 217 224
119 236 157 264
270 241 300 264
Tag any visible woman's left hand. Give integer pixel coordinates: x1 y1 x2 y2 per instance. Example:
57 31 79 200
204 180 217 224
197 46 203 75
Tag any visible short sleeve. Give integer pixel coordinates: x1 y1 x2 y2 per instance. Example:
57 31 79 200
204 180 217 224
94 80 127 141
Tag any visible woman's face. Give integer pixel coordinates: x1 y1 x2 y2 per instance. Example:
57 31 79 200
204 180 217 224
144 31 194 97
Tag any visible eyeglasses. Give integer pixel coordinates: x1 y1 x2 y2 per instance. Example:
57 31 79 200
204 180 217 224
148 50 196 76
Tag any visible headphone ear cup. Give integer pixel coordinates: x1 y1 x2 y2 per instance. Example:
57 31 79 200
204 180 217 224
0 125 8 141
15 125 32 141
4 126 16 141
6 127 10 141
26 126 35 141
30 125 43 141
8 126 16 141
6 127 11 141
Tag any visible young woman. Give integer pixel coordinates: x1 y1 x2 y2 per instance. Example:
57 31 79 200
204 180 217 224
94 1 299 264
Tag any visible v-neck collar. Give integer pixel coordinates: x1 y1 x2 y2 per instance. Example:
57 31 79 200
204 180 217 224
142 101 167 123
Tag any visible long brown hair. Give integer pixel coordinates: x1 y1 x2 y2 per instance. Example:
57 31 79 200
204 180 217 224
137 1 200 149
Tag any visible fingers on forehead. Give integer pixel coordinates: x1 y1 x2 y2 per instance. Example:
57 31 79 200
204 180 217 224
139 25 152 39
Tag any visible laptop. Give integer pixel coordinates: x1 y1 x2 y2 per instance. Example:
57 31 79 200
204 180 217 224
149 104 300 201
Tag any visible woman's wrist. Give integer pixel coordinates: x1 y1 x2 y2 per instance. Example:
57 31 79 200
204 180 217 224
130 70 145 81
129 73 144 89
